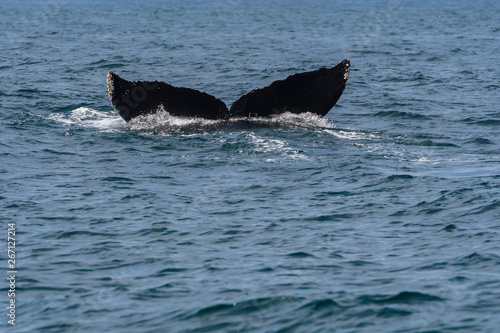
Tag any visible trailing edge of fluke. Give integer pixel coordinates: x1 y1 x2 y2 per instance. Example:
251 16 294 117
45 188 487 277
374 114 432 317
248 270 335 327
107 59 350 122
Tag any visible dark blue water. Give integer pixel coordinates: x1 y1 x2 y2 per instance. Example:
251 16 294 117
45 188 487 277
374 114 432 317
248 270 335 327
2 0 500 332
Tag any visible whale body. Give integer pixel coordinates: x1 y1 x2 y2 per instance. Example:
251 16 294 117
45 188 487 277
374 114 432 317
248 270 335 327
107 59 350 122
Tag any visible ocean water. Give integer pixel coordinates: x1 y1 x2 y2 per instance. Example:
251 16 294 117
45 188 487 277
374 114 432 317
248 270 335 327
1 0 500 332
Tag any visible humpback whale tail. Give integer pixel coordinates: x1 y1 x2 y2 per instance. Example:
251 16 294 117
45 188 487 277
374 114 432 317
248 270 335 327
107 59 349 122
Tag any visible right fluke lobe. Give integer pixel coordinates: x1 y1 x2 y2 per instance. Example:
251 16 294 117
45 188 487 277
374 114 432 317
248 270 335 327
229 59 350 118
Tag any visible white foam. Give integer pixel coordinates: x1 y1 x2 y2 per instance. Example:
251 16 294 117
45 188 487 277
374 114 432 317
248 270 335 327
324 129 375 140
128 108 220 132
50 108 335 135
49 107 125 132
248 132 309 161
230 112 335 129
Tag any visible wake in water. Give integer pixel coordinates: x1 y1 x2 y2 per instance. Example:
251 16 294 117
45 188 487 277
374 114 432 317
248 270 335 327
48 107 498 176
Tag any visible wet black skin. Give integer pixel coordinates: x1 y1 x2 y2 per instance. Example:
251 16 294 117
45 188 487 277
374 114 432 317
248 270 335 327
107 59 350 122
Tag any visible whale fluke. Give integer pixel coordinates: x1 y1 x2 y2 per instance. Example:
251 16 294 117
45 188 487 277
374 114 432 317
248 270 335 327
107 59 350 122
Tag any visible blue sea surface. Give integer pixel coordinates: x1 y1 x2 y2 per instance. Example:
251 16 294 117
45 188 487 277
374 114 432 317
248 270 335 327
1 0 500 332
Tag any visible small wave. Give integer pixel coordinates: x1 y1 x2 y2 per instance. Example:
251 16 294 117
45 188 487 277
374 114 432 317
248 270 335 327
442 224 457 232
485 84 499 90
101 176 136 183
474 119 500 126
397 138 460 148
189 296 302 318
416 139 460 147
298 299 342 310
373 110 430 120
452 252 500 266
359 291 444 304
305 213 356 222
54 230 117 239
87 58 127 70
461 117 500 126
465 200 500 215
386 174 414 181
287 252 315 258
465 137 494 145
